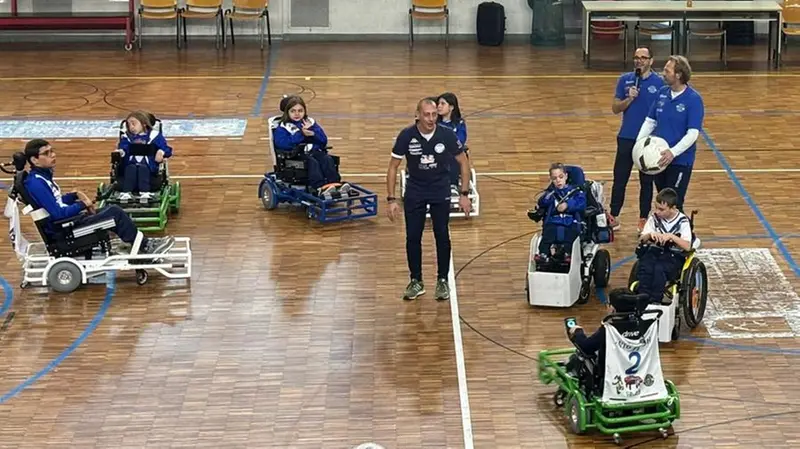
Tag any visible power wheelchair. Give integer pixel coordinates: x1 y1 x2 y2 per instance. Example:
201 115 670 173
258 113 378 224
627 210 709 342
399 145 480 218
538 294 680 445
2 156 191 294
525 165 614 307
95 117 181 232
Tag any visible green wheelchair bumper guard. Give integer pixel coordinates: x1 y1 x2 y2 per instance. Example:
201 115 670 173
538 348 680 436
97 181 181 232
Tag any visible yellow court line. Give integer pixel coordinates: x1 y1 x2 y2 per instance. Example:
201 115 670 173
1 72 800 81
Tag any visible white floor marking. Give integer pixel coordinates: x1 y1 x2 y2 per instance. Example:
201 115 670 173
447 254 474 449
701 248 800 339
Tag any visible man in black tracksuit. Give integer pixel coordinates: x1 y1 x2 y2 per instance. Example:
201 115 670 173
386 97 471 301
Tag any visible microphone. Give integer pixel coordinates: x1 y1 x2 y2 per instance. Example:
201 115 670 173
634 68 642 90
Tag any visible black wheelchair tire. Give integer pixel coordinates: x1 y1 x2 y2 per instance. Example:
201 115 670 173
577 281 591 304
525 272 530 304
681 259 708 329
136 269 148 286
259 179 278 210
672 315 681 341
592 249 611 288
627 260 639 290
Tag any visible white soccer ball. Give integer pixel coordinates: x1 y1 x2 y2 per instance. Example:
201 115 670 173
632 136 669 175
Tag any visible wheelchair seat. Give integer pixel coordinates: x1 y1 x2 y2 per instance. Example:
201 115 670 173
267 115 341 190
104 117 170 202
13 169 114 259
563 165 613 245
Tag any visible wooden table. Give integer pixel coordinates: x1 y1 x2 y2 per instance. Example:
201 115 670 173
581 0 783 68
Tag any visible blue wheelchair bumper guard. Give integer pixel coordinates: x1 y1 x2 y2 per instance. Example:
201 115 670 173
259 173 378 223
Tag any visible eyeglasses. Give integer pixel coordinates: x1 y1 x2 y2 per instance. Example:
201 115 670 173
633 56 651 61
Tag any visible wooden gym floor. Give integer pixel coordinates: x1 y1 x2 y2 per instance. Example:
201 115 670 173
2 37 800 448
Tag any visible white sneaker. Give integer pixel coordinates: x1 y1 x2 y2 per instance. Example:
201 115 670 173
119 192 132 200
140 192 153 199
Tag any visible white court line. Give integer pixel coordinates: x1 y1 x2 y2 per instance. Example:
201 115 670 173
9 167 799 183
448 254 474 449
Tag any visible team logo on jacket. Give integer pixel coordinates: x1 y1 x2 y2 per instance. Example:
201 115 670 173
648 85 657 94
419 154 437 170
676 103 686 112
434 143 445 154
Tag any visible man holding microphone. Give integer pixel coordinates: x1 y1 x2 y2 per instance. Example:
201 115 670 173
609 47 663 233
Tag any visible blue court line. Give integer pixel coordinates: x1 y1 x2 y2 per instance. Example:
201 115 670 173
702 129 800 278
0 273 115 405
0 276 12 317
251 43 280 117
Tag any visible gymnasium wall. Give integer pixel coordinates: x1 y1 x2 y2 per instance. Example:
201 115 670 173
0 0 771 38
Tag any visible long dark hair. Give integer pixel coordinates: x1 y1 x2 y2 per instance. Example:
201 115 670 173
437 92 462 123
280 95 308 123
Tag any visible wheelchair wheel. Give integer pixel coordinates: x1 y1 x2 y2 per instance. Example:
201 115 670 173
628 260 639 290
47 261 82 293
578 280 591 304
259 178 278 210
170 181 181 213
136 269 148 286
680 258 708 329
566 396 586 435
553 389 567 407
592 249 610 288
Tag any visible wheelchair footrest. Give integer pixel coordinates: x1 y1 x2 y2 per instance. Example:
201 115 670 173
109 192 162 206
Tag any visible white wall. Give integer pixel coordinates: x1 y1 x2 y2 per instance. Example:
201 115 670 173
0 0 770 37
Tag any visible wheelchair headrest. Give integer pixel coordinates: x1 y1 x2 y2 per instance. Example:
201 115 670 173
279 95 290 113
564 165 586 187
12 170 34 208
609 289 651 314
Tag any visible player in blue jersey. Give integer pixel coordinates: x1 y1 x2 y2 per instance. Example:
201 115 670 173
609 47 662 233
637 55 704 212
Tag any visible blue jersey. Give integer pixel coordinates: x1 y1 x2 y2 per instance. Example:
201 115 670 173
438 118 467 148
392 123 463 201
615 71 664 140
647 85 705 166
537 184 586 228
23 167 86 234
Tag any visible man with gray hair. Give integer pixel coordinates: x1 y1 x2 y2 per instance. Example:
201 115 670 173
385 97 471 301
636 55 705 212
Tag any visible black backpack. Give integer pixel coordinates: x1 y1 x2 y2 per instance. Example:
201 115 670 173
477 2 505 46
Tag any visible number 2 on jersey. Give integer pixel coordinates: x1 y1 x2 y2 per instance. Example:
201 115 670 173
625 351 641 375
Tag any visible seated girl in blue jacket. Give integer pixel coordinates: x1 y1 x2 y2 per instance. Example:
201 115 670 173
116 111 173 200
272 95 344 195
535 163 587 260
436 92 468 188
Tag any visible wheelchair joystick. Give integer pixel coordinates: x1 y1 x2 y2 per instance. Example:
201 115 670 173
527 207 546 223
